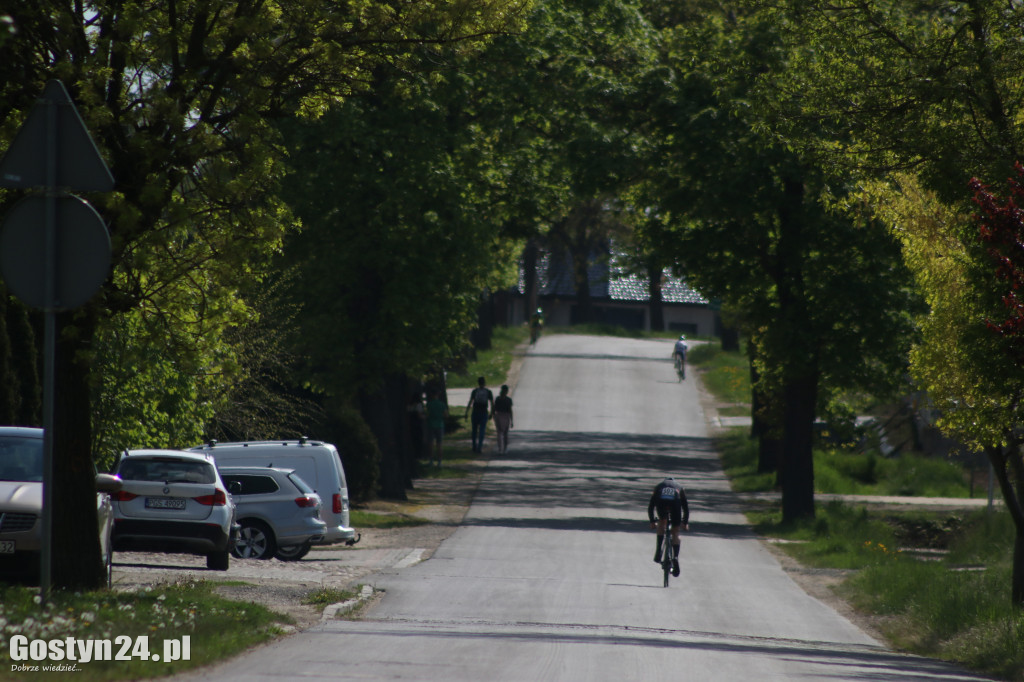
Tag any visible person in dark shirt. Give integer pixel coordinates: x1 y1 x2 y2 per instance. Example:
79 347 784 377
464 376 494 453
492 385 513 454
648 477 690 577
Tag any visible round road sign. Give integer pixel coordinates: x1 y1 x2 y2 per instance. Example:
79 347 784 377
0 194 111 311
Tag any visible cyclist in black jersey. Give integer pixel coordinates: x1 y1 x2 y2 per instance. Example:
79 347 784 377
648 477 690 577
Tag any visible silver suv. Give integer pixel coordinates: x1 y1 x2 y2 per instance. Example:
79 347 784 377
219 467 327 560
192 439 358 559
111 449 238 570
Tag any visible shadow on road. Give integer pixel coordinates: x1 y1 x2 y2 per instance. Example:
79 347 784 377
464 430 754 539
523 352 672 364
325 623 989 682
461 514 759 541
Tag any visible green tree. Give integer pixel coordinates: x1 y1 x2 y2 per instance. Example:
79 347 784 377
277 74 521 497
775 0 1024 202
648 9 919 521
876 170 1024 605
475 0 662 323
269 0 664 499
969 171 1024 606
0 0 526 589
776 0 1024 605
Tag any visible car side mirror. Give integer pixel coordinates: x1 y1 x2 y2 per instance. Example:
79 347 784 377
227 480 242 495
95 473 123 493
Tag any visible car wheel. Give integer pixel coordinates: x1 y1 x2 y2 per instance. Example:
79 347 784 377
232 520 277 560
275 542 312 561
206 550 230 571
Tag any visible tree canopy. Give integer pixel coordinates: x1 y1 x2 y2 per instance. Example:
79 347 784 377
0 0 527 589
641 7 920 521
768 0 1024 604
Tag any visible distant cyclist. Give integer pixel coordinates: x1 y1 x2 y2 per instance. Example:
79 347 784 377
529 308 544 344
672 335 688 373
648 477 690 577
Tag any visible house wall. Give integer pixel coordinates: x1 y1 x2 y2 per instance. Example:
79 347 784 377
509 296 718 336
662 305 718 337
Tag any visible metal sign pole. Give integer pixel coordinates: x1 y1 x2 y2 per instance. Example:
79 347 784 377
0 80 114 603
39 94 58 604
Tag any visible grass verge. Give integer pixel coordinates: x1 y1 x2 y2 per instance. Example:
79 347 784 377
756 502 1023 680
814 448 971 497
718 428 972 498
416 444 480 480
349 510 430 529
725 430 1019 680
0 579 288 680
687 342 750 405
447 326 529 388
302 587 359 607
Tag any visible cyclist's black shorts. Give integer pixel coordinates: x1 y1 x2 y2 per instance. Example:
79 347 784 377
655 501 682 527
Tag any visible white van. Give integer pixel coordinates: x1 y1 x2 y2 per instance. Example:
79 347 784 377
191 438 358 559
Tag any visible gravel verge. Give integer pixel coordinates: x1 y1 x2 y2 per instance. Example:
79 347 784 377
111 463 483 632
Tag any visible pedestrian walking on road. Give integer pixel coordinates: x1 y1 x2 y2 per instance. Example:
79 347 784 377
492 385 513 454
465 377 494 453
425 390 448 467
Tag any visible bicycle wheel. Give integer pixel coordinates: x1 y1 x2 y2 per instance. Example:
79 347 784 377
662 543 673 587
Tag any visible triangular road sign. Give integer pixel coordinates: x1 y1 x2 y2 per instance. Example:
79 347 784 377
0 80 115 192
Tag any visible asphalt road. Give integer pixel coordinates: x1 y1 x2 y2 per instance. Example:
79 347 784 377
193 334 992 681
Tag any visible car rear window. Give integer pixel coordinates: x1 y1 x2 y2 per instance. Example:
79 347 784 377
287 473 315 494
118 457 216 484
0 436 43 482
222 474 279 495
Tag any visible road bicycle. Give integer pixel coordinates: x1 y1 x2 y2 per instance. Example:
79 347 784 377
660 531 677 587
674 354 686 381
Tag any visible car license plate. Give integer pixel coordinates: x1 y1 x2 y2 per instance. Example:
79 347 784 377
145 497 186 510
0 540 14 554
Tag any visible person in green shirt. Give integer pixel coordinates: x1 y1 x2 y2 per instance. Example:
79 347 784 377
425 390 449 467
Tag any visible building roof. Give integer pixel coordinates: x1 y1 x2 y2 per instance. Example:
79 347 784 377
519 249 708 305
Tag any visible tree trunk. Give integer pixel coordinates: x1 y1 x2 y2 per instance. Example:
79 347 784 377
781 369 818 522
749 351 777 474
572 250 593 324
752 388 782 476
0 292 15 424
470 292 493 351
523 240 539 323
775 173 817 523
647 261 664 332
359 377 408 500
9 299 41 425
52 307 106 589
396 374 418 489
1014 533 1024 607
760 436 783 480
987 442 1024 606
720 326 740 352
